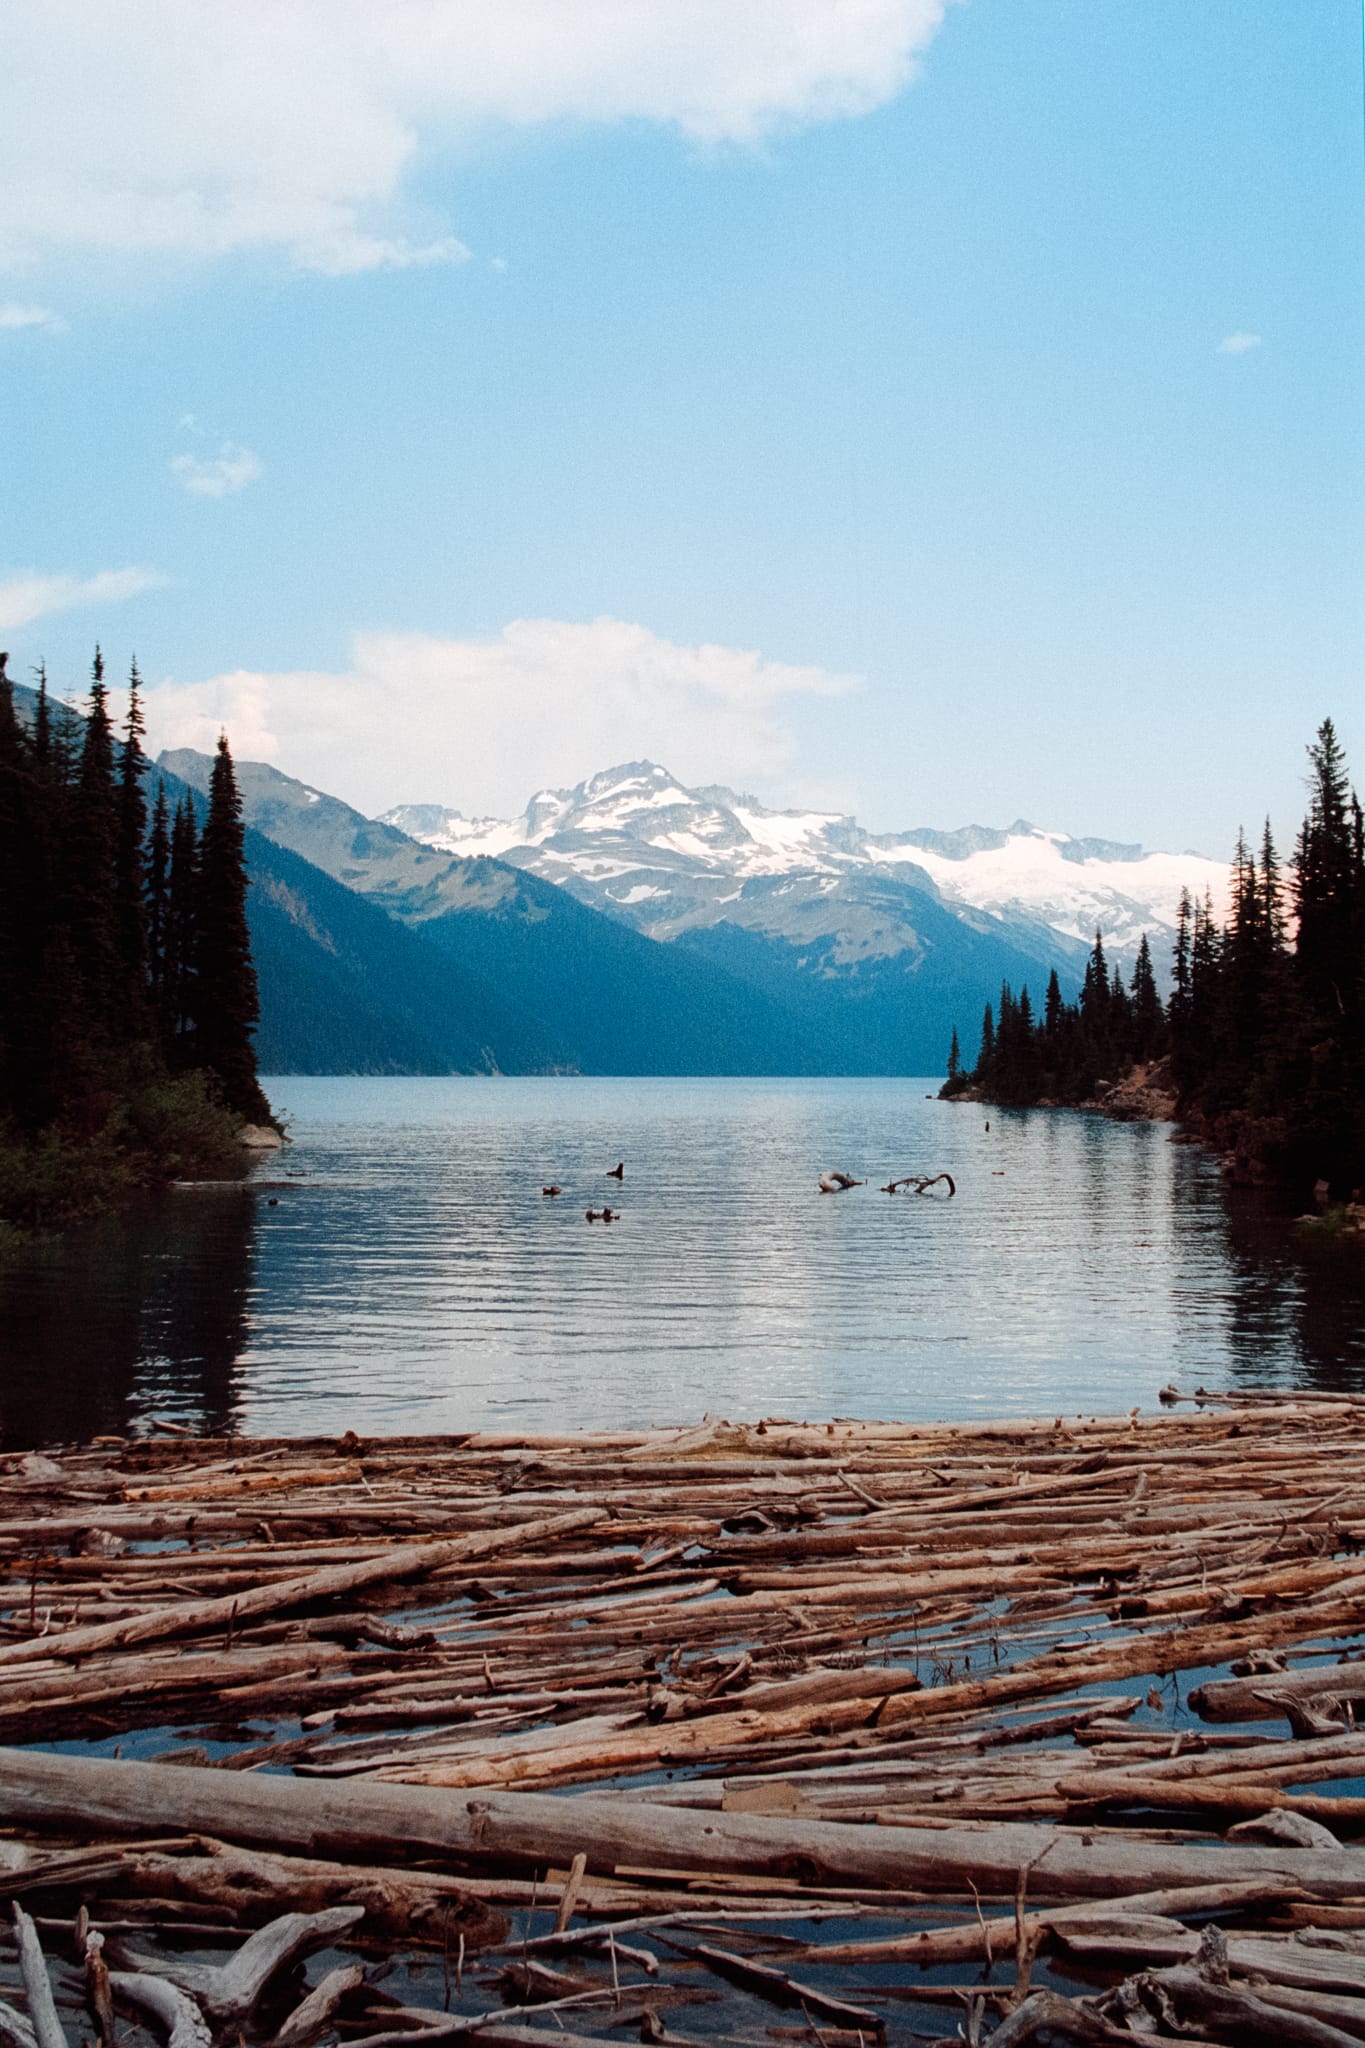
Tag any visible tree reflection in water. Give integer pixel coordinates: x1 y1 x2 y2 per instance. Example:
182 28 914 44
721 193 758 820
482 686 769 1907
0 1189 254 1448
1217 1181 1365 1397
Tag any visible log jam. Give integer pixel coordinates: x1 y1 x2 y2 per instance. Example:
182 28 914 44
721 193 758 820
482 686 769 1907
4 1396 1365 2043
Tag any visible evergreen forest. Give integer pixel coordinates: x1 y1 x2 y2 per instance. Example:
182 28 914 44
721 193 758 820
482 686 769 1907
0 649 271 1231
942 720 1365 1196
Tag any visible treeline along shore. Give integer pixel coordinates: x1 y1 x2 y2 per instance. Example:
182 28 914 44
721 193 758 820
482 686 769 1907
8 1403 1365 2042
943 718 1365 1202
0 649 272 1234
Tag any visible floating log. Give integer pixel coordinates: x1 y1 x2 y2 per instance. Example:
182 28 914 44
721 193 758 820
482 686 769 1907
9 1410 1365 2044
0 1508 605 1667
5 1749 1365 1902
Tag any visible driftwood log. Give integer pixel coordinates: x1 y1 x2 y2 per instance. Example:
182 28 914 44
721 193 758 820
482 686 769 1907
6 1406 1365 2046
5 1747 1365 1901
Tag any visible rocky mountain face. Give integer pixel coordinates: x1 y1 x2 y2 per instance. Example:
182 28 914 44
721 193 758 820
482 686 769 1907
383 762 1230 978
164 750 1101 1074
160 751 832 1074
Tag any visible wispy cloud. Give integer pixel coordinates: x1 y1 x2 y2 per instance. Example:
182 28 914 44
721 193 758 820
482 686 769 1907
297 233 469 278
1218 331 1262 355
0 303 65 331
1 3 952 276
142 616 860 816
0 566 166 632
171 442 263 498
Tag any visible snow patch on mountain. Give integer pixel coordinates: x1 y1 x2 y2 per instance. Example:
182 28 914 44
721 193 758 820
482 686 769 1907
381 761 1230 968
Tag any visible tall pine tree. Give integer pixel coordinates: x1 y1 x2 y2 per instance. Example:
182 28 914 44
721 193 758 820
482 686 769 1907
193 734 267 1120
113 657 149 1004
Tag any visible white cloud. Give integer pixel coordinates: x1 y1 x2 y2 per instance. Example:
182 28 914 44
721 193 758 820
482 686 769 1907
171 442 263 498
0 3 952 275
295 232 469 278
142 615 859 815
0 566 166 632
1218 331 1262 355
0 303 64 331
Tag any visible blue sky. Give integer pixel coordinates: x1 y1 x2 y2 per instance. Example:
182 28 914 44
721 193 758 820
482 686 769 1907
2 0 1361 853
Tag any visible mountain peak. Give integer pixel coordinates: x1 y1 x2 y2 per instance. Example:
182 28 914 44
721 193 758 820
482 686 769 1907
382 763 1230 968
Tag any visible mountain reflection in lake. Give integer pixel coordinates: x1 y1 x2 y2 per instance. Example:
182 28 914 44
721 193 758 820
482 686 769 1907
2 1076 1363 1448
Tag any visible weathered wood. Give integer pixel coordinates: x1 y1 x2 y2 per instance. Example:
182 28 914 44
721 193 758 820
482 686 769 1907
123 1906 364 2021
106 1974 212 2048
1056 1769 1365 1828
803 1878 1310 1966
688 1943 883 2033
14 1412 1365 2048
1055 1912 1365 1995
1138 1961 1365 2047
273 1964 366 2048
985 1989 1135 2047
1191 1663 1365 1723
9 1906 68 2048
0 1508 605 1666
0 2003 36 2048
4 1749 1365 1901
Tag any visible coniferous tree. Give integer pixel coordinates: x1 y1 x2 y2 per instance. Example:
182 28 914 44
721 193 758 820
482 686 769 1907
0 643 272 1226
113 657 149 1003
1079 929 1112 1073
1296 719 1357 1018
977 1002 995 1077
31 660 51 773
164 794 200 1060
1288 719 1365 1180
1129 933 1164 1063
1169 888 1193 1078
0 653 28 1115
194 734 267 1119
64 646 121 1044
939 718 1363 1193
1260 818 1286 951
146 778 171 1010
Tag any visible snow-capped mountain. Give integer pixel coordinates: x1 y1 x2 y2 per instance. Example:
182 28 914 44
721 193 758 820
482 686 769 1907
382 761 1230 973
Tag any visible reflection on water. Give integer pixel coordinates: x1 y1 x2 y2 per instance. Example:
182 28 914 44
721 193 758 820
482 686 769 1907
1 1076 1363 1447
0 1187 254 1446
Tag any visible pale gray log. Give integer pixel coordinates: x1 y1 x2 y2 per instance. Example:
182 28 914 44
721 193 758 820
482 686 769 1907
2 1744 1365 1900
1143 1963 1365 2046
107 1974 211 2048
1229 1807 1341 1850
1056 1915 1365 1995
7 1747 1365 1901
273 1963 365 2048
1191 1664 1365 1722
0 2002 37 2048
9 1905 68 2048
123 1906 363 2022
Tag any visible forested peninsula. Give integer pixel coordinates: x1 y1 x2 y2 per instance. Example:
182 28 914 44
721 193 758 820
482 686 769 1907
0 650 271 1234
943 720 1365 1199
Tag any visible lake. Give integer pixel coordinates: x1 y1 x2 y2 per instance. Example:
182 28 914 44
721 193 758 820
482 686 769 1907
3 1075 1364 1449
